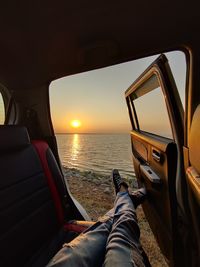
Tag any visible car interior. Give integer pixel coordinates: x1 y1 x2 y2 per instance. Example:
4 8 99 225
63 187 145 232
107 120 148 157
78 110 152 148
0 1 200 266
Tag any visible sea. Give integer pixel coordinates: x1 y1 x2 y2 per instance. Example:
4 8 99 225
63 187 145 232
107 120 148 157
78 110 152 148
56 133 135 179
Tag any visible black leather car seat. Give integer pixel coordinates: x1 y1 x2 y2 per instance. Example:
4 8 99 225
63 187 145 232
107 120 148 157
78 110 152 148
0 126 87 267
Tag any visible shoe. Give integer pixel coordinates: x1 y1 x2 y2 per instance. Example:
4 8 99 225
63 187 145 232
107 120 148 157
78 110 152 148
111 169 128 194
129 188 147 208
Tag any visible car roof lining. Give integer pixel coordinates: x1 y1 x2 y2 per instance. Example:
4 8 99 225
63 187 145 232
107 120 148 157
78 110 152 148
0 1 198 90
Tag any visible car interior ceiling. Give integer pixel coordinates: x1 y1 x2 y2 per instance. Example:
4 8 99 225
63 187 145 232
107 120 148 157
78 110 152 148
0 1 198 91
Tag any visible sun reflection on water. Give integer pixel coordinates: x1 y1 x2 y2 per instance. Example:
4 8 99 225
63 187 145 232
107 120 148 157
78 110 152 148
71 134 79 161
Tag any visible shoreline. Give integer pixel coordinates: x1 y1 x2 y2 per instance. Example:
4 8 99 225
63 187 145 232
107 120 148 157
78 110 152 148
64 167 167 267
63 167 138 190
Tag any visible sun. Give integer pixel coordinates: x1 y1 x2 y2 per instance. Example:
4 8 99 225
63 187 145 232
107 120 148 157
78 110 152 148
70 120 81 128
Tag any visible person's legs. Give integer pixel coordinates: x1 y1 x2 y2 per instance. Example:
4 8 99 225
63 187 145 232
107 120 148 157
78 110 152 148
46 169 149 267
103 170 150 267
46 210 113 267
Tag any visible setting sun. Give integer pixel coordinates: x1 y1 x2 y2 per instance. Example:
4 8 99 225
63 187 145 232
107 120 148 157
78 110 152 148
70 120 81 128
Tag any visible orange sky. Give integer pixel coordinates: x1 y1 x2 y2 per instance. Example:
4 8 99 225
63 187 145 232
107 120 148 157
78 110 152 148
50 51 186 134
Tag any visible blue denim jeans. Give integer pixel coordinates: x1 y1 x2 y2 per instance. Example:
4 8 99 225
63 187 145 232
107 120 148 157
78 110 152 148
46 192 149 267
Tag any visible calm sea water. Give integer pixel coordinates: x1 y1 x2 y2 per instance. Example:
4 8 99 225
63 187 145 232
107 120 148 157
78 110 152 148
56 134 135 179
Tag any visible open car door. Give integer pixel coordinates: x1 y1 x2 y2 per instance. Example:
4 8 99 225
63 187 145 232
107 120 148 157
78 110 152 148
125 54 187 266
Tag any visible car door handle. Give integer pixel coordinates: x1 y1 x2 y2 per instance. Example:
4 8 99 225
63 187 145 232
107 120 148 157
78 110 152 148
140 164 161 184
152 149 161 162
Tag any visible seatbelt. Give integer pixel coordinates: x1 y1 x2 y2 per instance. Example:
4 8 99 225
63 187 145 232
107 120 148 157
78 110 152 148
32 140 64 225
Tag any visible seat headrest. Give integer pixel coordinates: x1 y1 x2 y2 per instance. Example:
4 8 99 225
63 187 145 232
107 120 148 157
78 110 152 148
0 126 30 150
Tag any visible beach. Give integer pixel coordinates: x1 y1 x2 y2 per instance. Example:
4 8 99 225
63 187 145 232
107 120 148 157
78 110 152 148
64 167 168 267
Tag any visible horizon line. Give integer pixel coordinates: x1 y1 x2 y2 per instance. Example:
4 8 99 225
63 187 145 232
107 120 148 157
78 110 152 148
55 132 130 135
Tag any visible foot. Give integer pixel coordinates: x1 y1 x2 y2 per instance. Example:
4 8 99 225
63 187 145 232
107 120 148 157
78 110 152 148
129 188 147 208
112 169 128 194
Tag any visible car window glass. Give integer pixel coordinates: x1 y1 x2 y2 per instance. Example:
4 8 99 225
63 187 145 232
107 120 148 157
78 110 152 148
130 74 173 139
0 92 5 124
133 87 173 139
166 51 186 110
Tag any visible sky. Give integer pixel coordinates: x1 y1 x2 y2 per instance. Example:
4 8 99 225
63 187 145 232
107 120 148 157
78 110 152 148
50 50 186 134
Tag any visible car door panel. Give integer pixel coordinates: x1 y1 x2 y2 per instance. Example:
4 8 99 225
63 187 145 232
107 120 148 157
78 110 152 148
131 130 177 261
125 54 184 265
187 166 200 204
126 51 200 266
184 102 200 265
